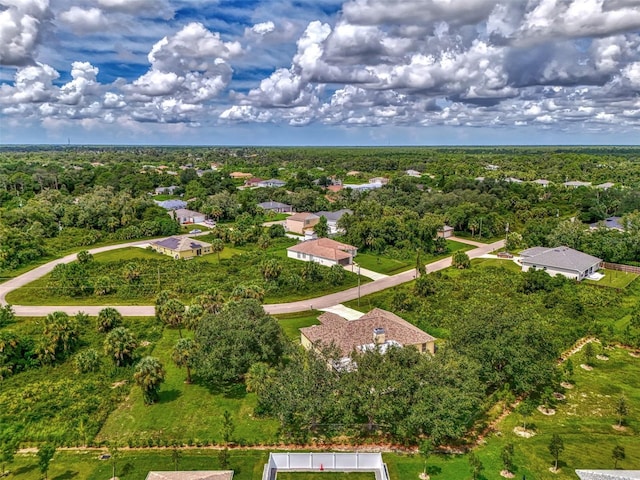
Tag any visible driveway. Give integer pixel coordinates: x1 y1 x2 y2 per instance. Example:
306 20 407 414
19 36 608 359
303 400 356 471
2 239 504 317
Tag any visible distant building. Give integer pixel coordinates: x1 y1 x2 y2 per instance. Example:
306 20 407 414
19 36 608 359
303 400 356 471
287 238 357 267
154 185 178 195
485 164 500 171
257 178 287 188
589 217 625 232
504 177 523 183
170 208 206 225
244 177 264 187
151 237 212 260
437 225 454 239
229 172 253 179
596 182 615 190
258 201 293 213
314 209 353 234
155 199 187 210
406 169 421 177
368 177 389 185
300 308 436 369
519 246 602 281
563 180 592 188
286 212 320 234
343 182 384 192
533 179 550 187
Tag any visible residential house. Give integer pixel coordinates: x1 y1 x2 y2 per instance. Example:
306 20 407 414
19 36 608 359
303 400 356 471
154 185 178 195
286 212 320 234
596 182 615 190
563 180 592 188
519 246 602 281
533 179 550 187
504 177 523 183
229 172 253 180
343 182 384 192
406 169 422 177
210 162 222 170
437 225 454 238
244 177 264 187
314 209 353 234
368 176 389 185
146 471 234 480
346 170 361 176
485 164 500 170
287 238 357 267
326 184 343 193
258 201 293 213
300 308 436 369
151 236 212 259
170 208 206 224
257 178 287 188
589 217 625 231
155 199 187 210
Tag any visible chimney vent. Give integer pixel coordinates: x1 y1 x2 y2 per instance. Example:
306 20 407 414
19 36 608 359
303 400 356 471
373 327 386 345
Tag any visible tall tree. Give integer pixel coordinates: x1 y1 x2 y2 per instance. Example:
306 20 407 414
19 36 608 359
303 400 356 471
172 338 195 384
159 299 186 337
548 433 565 471
612 445 625 469
134 356 166 405
615 396 629 427
314 216 329 238
37 443 56 480
96 307 122 333
211 238 225 261
104 327 137 367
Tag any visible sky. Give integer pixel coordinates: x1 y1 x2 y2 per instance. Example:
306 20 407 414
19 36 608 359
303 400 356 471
1 0 640 146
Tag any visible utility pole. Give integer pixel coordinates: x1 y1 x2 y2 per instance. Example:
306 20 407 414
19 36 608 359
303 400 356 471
357 263 361 307
505 222 509 252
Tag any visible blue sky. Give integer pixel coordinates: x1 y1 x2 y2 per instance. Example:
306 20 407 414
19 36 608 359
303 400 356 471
1 0 640 145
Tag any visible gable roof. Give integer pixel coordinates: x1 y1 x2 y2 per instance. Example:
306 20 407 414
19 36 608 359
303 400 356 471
563 180 592 187
287 238 356 261
258 201 291 209
153 236 212 252
287 212 319 222
146 471 234 480
301 308 435 356
520 246 601 272
315 209 353 222
155 199 187 210
596 182 615 189
171 208 205 218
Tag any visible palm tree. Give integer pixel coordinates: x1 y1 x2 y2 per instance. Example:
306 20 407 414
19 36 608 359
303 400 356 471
193 290 225 315
211 238 224 261
184 304 205 331
104 327 137 367
231 284 264 302
43 311 79 358
160 299 186 337
260 258 283 281
172 338 195 384
245 362 272 396
96 307 122 333
134 356 166 405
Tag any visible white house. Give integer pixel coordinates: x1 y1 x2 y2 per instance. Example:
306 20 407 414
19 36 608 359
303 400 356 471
257 178 287 188
170 208 206 225
287 238 357 267
519 246 602 281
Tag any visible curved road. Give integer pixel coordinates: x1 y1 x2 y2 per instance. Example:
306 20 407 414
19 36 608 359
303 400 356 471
0 237 504 317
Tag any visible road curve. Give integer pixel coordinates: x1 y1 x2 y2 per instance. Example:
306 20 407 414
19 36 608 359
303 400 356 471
1 238 504 317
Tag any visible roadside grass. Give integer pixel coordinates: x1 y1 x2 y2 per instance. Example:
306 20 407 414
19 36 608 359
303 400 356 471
584 268 639 289
354 253 413 275
469 257 522 273
452 231 504 244
97 329 279 445
275 311 322 342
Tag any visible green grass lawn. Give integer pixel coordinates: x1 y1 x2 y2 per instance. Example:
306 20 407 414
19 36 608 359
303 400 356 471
470 257 522 273
354 253 413 275
275 311 322 342
97 329 279 445
452 231 504 244
584 268 639 289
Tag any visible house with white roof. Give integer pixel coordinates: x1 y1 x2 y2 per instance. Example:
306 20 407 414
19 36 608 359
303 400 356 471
287 238 357 267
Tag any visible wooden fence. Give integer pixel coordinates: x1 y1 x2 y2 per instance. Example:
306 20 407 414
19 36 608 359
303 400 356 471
602 262 640 275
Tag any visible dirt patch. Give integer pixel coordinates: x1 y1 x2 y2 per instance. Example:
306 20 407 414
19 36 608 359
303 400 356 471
560 381 574 389
140 341 151 347
549 467 560 474
513 426 536 438
612 424 627 432
553 392 566 401
419 474 430 480
500 471 515 479
111 380 127 389
629 351 640 358
580 364 593 371
538 406 556 416
596 355 609 361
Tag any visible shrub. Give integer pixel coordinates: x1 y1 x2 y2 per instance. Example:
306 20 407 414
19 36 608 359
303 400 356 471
74 349 101 374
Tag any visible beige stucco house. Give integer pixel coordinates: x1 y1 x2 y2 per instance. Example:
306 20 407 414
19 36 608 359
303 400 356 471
286 212 320 234
287 238 357 267
151 236 212 259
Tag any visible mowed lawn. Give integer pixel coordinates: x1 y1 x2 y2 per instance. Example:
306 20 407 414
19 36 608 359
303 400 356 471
584 268 639 289
275 311 321 342
97 328 279 445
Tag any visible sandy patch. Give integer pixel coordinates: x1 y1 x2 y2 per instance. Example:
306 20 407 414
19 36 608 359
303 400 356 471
596 355 609 361
560 381 574 389
553 392 566 401
419 474 430 480
549 467 560 474
538 406 556 416
140 340 151 347
629 351 640 358
500 471 515 479
513 426 536 438
612 424 627 432
580 364 593 371
111 380 127 389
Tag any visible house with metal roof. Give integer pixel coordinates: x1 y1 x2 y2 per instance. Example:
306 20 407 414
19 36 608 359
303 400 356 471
151 236 213 260
563 180 592 188
287 238 357 267
519 246 602 281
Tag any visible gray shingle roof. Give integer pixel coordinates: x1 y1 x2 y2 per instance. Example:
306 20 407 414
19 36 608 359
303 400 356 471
315 209 353 222
153 236 211 252
258 201 291 209
520 246 601 273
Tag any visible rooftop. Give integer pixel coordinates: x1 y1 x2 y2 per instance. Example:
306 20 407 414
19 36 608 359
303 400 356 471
520 246 602 272
287 238 356 261
171 208 205 217
300 308 435 357
258 201 291 209
315 209 353 222
153 236 212 252
155 199 187 210
288 212 320 222
590 217 624 231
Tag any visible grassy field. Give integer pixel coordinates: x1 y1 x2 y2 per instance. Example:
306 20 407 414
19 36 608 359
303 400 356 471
469 257 522 272
97 328 279 445
275 311 322 342
584 268 639 289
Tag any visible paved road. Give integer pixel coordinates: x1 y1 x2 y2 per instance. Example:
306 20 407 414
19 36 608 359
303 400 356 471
1 237 504 317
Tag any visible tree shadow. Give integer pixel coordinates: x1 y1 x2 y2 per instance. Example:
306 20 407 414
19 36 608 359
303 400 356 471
427 466 442 476
121 462 134 476
11 465 37 476
52 471 79 480
223 383 247 399
159 389 182 403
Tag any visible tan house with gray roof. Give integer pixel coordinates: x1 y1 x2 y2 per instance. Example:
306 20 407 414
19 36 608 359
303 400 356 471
286 212 320 234
151 236 212 259
300 308 436 363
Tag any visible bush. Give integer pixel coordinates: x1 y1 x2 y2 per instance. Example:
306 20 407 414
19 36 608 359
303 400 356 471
74 349 101 374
